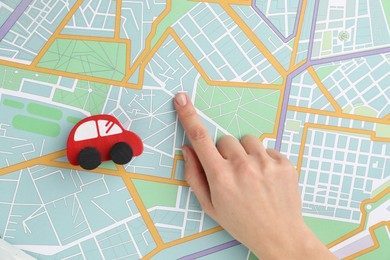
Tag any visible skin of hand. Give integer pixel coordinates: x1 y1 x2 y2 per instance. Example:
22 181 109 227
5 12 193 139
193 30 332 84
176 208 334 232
174 93 336 260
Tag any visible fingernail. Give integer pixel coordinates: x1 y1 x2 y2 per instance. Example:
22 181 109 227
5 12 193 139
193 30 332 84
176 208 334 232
175 93 187 106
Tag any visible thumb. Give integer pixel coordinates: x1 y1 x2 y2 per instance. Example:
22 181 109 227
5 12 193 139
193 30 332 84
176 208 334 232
183 145 215 216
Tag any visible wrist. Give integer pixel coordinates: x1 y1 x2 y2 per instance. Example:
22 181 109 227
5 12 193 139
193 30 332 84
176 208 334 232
251 223 336 260
295 227 336 260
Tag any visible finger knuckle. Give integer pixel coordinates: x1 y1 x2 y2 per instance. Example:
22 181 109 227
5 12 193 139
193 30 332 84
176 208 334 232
283 162 297 175
207 163 224 180
187 126 209 142
217 135 232 144
179 105 196 119
262 160 295 176
265 148 276 154
208 162 223 173
221 135 235 141
235 159 257 174
241 134 256 142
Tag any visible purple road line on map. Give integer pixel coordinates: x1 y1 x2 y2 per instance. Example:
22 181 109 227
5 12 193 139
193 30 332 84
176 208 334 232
274 0 390 151
274 0 319 150
252 0 303 43
286 0 303 42
274 73 296 151
274 46 390 150
307 0 320 61
179 240 241 260
312 47 390 65
0 0 32 41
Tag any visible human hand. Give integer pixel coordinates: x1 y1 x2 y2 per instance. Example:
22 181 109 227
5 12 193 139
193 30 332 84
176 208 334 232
174 93 336 260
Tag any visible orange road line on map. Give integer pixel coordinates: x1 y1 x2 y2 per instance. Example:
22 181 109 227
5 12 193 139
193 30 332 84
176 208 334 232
296 124 390 258
47 161 122 175
259 133 276 142
124 25 173 85
119 166 165 248
0 150 67 176
296 123 309 176
343 221 389 259
31 0 83 67
1 53 280 92
287 58 307 74
296 123 390 176
264 76 288 142
0 59 140 89
127 171 189 187
0 149 187 187
219 3 286 77
307 66 342 113
192 0 252 5
56 34 132 73
169 28 282 90
327 188 390 258
2 9 282 92
385 113 390 120
122 0 172 83
122 26 283 90
257 75 288 144
143 226 224 259
204 82 282 90
46 160 189 186
288 106 390 125
114 0 122 39
289 0 308 68
257 133 279 148
171 154 184 180
56 34 130 45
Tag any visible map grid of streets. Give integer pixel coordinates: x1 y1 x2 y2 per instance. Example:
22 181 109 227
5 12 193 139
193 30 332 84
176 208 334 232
0 0 389 259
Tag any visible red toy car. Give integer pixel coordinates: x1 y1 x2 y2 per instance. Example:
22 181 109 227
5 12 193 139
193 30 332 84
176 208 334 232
67 114 143 170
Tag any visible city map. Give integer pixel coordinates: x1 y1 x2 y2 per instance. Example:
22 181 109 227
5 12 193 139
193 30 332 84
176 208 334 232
0 0 389 259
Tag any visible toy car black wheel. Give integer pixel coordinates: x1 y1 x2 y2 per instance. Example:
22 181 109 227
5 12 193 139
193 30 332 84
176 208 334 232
110 142 133 165
78 147 101 170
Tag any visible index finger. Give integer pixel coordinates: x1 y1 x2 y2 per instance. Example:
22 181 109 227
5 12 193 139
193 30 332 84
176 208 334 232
174 93 223 170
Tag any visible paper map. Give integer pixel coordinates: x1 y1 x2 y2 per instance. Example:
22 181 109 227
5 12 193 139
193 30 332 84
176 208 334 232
0 0 389 259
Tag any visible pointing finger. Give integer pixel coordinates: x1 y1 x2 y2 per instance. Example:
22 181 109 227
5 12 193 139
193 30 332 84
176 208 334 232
182 146 215 216
174 93 223 172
